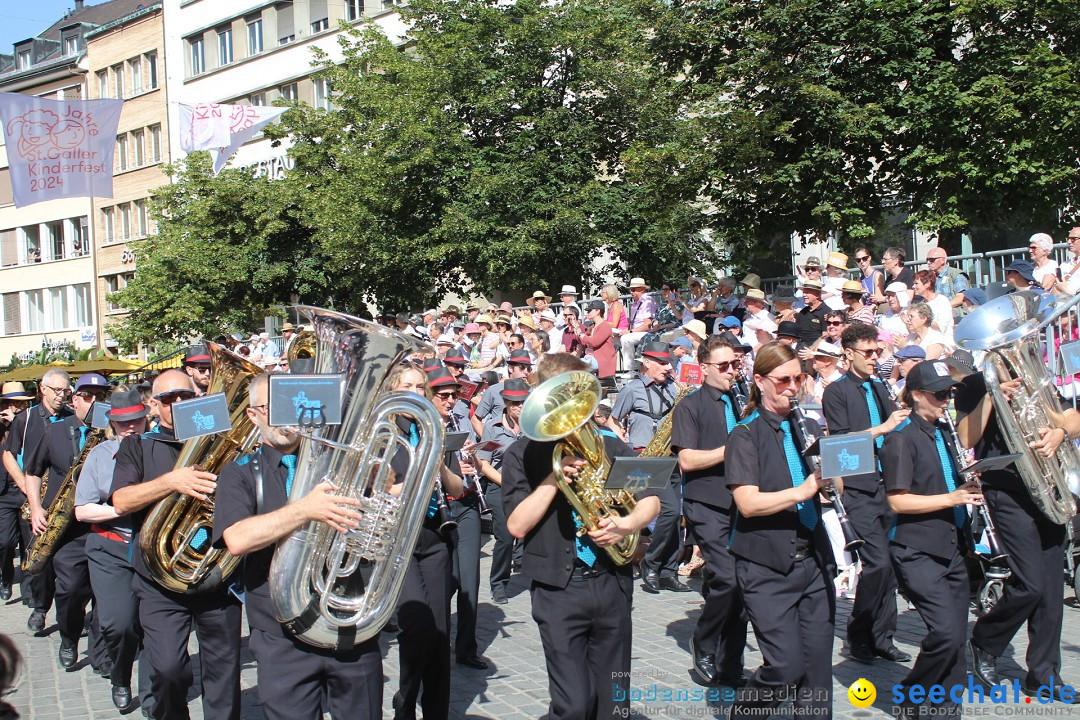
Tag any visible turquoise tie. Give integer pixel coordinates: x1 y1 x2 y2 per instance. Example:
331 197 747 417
78 426 89 451
410 423 441 518
780 420 818 530
572 512 598 567
934 430 967 528
281 454 297 496
719 393 737 429
862 381 884 450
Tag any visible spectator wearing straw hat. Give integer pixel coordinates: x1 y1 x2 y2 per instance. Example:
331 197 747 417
841 279 875 325
555 286 581 329
743 289 773 325
619 278 658 377
822 251 850 311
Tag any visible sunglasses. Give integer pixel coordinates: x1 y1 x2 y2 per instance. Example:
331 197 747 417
928 388 953 402
433 391 459 400
764 373 806 387
826 320 843 326
855 256 870 262
75 391 107 402
702 360 737 372
154 390 197 404
850 346 883 358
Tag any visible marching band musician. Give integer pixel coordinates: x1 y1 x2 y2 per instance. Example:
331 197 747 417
2 368 72 632
880 361 981 718
503 353 661 720
23 373 111 675
110 369 242 720
822 323 911 665
0 383 34 606
389 363 464 720
725 342 836 720
610 341 689 593
213 373 382 720
669 334 747 687
73 387 152 712
958 367 1074 701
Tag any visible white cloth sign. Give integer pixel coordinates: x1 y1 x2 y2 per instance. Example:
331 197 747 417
209 105 287 173
0 92 124 207
178 103 233 151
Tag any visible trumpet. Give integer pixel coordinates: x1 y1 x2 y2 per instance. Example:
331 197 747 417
788 399 865 553
941 411 1007 561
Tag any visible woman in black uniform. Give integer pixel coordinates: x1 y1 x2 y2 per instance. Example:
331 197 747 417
725 341 836 720
880 360 983 718
387 364 466 720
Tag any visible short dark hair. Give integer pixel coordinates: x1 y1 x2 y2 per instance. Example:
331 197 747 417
510 333 525 345
697 333 737 364
840 322 879 350
885 246 906 263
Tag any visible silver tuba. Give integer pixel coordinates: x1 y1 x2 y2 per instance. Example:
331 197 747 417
955 290 1080 525
269 306 444 650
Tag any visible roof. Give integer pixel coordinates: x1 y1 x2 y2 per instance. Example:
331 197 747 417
35 0 150 44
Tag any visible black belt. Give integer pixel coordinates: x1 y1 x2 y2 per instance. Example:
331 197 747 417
793 545 813 562
569 562 607 581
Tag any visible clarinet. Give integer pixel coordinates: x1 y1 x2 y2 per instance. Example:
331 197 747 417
941 411 1007 561
788 399 865 552
449 414 489 515
732 373 751 419
433 474 457 539
875 365 900 404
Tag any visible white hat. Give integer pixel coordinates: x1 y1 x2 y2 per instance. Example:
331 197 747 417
743 316 778 335
539 309 558 323
884 281 908 294
628 277 650 289
813 341 842 359
682 319 709 339
259 332 269 339
559 285 578 296
436 336 456 346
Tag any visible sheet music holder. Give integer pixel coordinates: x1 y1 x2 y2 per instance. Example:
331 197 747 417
443 431 468 453
604 457 678 493
961 453 1022 476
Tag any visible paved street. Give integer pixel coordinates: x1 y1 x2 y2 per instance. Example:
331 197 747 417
4 534 1080 719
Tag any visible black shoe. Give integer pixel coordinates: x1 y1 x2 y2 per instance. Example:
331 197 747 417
58 642 77 669
112 685 132 711
491 585 508 605
641 573 660 594
969 640 1001 687
659 577 692 593
0 584 11 601
874 645 912 663
456 655 488 670
27 610 45 633
848 642 875 664
688 637 718 686
1022 680 1075 703
94 661 113 678
715 673 749 689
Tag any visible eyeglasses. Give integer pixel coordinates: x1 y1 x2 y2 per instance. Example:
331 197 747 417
804 266 822 272
855 256 870 262
154 390 196 405
764 373 805 387
702 360 737 372
249 403 268 412
188 365 211 372
826 320 844 326
927 388 953 402
849 346 883 358
43 385 71 395
927 255 946 262
75 391 107 402
1069 236 1080 242
433 391 459 400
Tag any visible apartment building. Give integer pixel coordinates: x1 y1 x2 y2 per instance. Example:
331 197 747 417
162 0 408 174
0 0 147 363
85 3 170 349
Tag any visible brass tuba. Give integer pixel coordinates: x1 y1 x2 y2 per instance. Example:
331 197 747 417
519 370 639 565
269 307 444 650
955 290 1080 525
140 342 263 593
23 427 106 574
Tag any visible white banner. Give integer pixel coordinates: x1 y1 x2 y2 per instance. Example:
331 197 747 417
178 103 233 151
0 92 124 208
209 105 287 174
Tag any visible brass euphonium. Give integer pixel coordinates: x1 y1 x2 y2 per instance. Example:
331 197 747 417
269 307 444 650
140 342 262 594
23 426 106 574
955 290 1080 525
519 370 639 565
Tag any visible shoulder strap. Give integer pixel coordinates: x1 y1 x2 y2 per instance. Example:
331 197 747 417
251 451 265 516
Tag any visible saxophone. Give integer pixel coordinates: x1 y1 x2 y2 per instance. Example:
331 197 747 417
19 471 47 523
519 371 639 565
640 381 694 457
23 427 106 574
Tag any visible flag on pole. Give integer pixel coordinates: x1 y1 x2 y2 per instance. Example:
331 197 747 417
209 105 287 173
0 92 124 208
178 102 287 173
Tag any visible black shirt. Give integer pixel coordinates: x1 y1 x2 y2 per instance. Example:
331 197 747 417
24 414 94 541
880 413 969 560
822 372 896 491
725 406 833 574
797 303 829 345
953 372 1022 492
110 428 184 580
670 383 735 509
501 433 653 597
893 266 915 289
4 403 69 478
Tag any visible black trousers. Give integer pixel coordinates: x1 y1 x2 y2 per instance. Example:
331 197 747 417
731 555 834 720
85 533 145 692
682 499 746 677
486 483 512 592
972 486 1066 686
53 531 108 667
27 530 54 614
891 544 967 716
0 489 28 588
843 484 899 650
640 481 680 579
531 572 632 720
449 494 481 659
132 572 242 720
394 526 452 720
249 628 381 720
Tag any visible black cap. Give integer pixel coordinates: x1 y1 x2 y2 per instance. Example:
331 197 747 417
427 367 461 389
943 349 975 378
640 341 672 363
500 378 531 399
443 347 468 366
506 349 532 366
107 389 149 422
776 321 801 339
184 344 211 365
907 361 963 393
421 357 443 372
584 300 605 313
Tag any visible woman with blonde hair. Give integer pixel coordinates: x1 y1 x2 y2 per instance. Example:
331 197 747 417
601 285 629 336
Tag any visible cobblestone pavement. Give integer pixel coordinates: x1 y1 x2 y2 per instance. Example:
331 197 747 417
5 535 1080 719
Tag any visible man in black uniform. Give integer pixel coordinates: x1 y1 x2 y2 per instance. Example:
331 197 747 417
796 280 829 345
0 382 34 603
958 369 1074 701
110 369 241 720
822 323 911 664
2 368 72 628
503 353 661 720
214 372 382 719
24 372 111 673
669 335 748 687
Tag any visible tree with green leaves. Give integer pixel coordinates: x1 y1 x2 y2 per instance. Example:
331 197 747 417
110 153 331 350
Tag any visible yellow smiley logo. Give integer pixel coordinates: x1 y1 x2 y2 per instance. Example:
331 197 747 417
848 678 876 708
